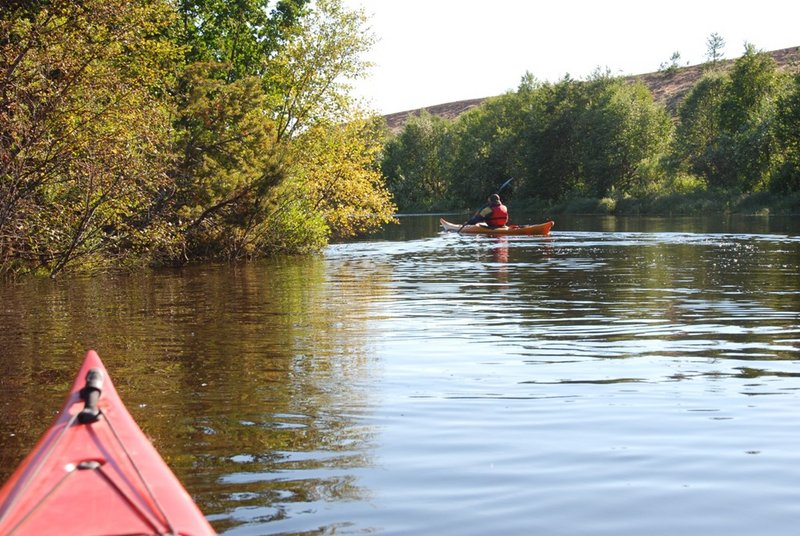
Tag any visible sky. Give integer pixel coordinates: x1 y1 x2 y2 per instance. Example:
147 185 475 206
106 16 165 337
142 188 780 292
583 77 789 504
341 0 800 115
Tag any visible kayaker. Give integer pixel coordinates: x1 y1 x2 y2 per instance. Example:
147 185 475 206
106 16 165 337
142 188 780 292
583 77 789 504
466 193 509 228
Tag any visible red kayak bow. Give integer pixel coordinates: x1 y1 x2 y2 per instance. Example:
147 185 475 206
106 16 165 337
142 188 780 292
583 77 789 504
0 350 216 535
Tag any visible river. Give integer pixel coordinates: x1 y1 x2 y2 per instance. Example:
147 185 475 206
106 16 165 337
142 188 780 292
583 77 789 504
1 215 799 535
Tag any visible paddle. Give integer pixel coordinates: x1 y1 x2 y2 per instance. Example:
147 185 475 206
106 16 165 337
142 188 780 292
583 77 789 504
458 177 514 233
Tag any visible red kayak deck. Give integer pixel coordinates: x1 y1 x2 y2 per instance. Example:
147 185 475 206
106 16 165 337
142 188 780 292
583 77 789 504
440 218 554 236
0 350 216 535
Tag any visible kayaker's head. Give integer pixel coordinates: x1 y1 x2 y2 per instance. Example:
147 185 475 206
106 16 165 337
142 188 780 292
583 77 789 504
488 193 501 206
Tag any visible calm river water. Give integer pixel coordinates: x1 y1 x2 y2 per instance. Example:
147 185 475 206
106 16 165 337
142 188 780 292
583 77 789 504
1 215 799 535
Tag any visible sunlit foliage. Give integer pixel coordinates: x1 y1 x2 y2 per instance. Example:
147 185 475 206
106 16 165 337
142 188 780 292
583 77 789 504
0 0 181 276
1 0 395 276
674 44 790 192
383 70 674 209
265 0 376 140
290 117 396 239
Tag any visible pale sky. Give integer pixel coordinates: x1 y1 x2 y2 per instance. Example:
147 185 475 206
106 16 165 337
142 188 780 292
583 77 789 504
342 0 800 114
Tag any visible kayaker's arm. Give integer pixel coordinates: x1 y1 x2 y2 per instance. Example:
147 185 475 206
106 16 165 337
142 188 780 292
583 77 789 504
466 205 491 225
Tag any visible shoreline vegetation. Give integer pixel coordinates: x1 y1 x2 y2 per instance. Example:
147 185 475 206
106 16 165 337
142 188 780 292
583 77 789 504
1 0 396 277
2 1 799 278
382 44 800 219
522 188 800 217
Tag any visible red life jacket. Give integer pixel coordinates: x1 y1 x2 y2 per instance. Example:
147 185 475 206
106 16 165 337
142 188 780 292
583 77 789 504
486 204 508 227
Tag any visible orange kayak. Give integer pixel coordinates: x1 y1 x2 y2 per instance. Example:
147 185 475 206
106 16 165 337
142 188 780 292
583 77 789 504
0 350 216 535
440 218 554 236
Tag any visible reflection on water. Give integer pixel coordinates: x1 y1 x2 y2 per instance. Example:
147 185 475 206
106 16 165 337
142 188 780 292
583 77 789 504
1 215 799 535
0 258 388 533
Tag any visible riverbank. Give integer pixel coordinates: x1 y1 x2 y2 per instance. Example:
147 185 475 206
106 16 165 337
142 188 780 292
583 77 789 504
519 190 800 217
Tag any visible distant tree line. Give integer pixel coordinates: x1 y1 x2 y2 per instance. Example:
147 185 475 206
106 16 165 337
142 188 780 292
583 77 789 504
1 0 395 277
382 43 800 215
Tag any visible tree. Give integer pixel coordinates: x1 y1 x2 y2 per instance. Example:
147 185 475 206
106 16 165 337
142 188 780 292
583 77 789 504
447 91 527 206
516 76 584 201
673 73 729 180
705 32 726 67
720 44 781 131
771 75 800 193
175 0 309 82
167 0 384 261
583 76 673 196
516 72 672 201
673 44 791 191
1 0 392 275
169 63 285 261
265 0 376 141
0 0 181 276
659 51 683 73
382 111 454 211
684 44 787 191
288 118 396 239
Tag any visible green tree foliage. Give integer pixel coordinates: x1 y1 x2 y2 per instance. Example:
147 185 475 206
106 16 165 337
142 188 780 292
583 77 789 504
675 44 789 191
522 73 672 200
170 62 285 260
673 73 728 179
384 41 800 213
583 74 673 196
0 0 181 276
382 70 674 210
165 0 385 262
161 0 382 264
289 118 396 239
176 0 309 81
382 111 454 211
659 51 683 73
265 0 376 140
705 32 726 68
448 91 526 205
515 75 583 201
772 75 800 193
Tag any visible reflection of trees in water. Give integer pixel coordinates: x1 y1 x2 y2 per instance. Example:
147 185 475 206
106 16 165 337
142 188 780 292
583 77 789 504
148 258 392 529
0 257 394 531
